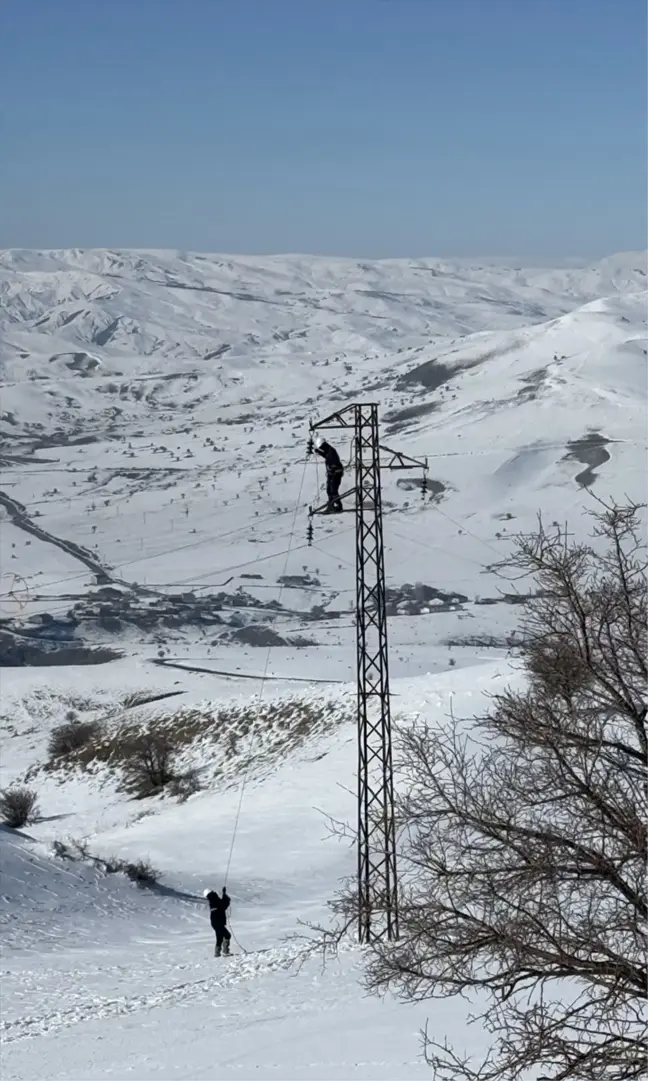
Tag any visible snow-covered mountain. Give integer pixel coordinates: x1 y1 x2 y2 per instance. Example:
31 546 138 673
1 247 646 671
0 248 646 1079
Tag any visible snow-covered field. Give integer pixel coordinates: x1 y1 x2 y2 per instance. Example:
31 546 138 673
0 248 646 1078
2 663 510 1081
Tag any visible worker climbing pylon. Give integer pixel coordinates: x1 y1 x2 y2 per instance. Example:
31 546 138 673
314 436 344 513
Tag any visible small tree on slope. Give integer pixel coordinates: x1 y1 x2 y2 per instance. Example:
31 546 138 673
344 502 647 1080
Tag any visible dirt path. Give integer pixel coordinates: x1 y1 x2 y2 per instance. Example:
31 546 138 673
0 490 115 585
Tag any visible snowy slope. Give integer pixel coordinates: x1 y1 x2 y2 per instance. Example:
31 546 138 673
0 248 646 1078
1 662 508 1080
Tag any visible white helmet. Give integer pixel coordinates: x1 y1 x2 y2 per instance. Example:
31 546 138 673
315 436 323 449
203 888 212 898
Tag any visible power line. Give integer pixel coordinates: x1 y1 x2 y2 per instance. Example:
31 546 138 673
1 436 638 478
2 453 519 613
0 502 499 610
386 523 486 569
427 503 506 560
0 504 305 596
0 485 507 612
1 465 207 475
5 514 491 618
0 519 357 623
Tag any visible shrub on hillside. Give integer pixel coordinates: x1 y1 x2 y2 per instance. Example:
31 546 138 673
122 690 160 710
123 858 160 887
122 730 178 798
0 786 39 828
51 838 160 888
38 690 353 796
48 718 103 759
99 854 160 887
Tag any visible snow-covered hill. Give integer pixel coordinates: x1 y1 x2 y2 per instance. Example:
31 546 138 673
1 248 645 672
0 248 646 1078
1 661 510 1080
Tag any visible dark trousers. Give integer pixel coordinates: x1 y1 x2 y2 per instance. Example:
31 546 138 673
326 468 344 512
211 918 231 950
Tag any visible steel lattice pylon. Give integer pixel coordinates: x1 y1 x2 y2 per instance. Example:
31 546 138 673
353 403 398 942
308 403 427 944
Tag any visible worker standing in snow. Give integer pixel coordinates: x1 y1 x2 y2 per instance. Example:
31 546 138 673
315 437 344 513
203 886 231 956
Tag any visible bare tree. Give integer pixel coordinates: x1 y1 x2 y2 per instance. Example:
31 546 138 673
334 501 647 1080
123 730 177 797
48 718 103 759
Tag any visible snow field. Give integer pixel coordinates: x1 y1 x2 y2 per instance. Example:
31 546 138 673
0 247 646 1077
0 663 511 1079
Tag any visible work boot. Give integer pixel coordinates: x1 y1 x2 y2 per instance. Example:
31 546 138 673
215 943 221 958
223 939 230 956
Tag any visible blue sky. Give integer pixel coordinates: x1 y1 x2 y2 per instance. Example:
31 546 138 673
1 0 645 258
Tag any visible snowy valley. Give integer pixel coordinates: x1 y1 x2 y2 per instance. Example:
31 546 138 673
0 247 646 1079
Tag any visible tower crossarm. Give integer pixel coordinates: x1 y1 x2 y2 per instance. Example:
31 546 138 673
378 445 428 472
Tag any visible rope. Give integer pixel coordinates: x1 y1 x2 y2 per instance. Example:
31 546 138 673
221 437 350 950
219 451 312 955
228 925 249 954
345 435 356 469
223 449 312 889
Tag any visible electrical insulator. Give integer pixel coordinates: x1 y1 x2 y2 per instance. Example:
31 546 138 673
307 518 314 547
421 473 428 500
307 437 314 456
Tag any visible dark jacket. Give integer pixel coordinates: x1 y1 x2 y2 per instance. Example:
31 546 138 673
316 441 343 474
205 888 230 925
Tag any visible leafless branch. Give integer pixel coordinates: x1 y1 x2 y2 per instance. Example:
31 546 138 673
333 500 648 1079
